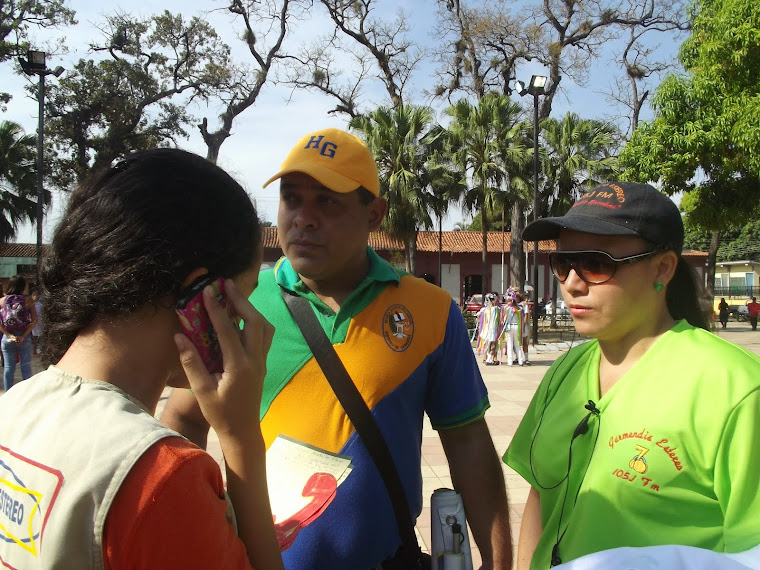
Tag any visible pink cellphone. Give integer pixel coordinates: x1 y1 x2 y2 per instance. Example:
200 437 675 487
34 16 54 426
176 276 238 374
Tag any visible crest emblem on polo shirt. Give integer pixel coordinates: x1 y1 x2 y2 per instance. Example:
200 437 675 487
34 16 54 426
382 304 414 352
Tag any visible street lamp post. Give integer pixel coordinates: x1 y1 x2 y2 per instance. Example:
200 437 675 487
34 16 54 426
514 74 547 346
18 50 64 286
438 211 443 286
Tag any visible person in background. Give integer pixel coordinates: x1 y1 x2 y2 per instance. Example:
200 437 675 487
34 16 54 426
718 297 729 328
500 291 525 366
0 275 38 391
747 297 759 331
162 127 512 569
31 287 43 355
0 149 283 569
503 182 760 569
519 293 531 365
479 292 503 365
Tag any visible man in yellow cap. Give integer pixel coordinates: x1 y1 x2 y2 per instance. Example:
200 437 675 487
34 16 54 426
163 128 512 569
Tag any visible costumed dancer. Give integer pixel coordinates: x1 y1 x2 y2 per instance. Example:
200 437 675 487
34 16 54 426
500 292 525 366
475 301 489 359
518 293 531 365
478 293 502 365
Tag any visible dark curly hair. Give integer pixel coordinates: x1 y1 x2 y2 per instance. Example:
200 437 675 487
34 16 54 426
40 148 261 365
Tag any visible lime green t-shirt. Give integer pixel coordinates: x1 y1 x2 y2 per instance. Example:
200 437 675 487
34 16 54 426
503 320 760 570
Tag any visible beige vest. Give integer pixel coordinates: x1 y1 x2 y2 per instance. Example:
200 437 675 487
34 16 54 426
0 367 178 569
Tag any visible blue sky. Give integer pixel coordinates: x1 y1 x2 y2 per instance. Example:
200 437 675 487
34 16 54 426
2 0 685 242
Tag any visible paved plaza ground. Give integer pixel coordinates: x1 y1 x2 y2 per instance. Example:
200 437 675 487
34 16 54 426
9 322 760 565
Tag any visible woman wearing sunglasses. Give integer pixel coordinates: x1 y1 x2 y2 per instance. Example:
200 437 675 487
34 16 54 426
503 182 760 569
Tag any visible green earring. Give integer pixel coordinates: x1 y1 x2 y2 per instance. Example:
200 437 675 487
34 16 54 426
654 282 664 292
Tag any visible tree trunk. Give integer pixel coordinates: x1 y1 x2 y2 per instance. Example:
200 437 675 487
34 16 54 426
405 230 418 275
198 117 231 165
205 138 224 165
510 201 525 291
705 229 720 298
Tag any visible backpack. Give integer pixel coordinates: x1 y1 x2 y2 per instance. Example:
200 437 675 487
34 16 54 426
1 295 31 335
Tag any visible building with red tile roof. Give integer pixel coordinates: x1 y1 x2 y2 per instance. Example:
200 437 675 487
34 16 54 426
261 228 709 305
1 234 708 306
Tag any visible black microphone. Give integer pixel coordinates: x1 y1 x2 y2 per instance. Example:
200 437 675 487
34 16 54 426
551 543 562 567
572 413 591 438
585 400 600 415
572 400 600 439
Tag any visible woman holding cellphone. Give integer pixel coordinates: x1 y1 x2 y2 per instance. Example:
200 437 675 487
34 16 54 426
503 182 760 569
0 149 283 569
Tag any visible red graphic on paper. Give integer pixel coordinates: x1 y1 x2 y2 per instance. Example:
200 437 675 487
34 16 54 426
274 472 338 551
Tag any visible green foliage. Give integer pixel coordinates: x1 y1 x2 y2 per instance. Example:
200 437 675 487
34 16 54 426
0 0 76 64
461 308 476 331
679 179 760 231
350 105 461 272
682 221 713 253
685 218 760 261
351 105 438 235
718 219 760 261
441 93 531 295
0 121 49 243
43 11 231 187
679 0 760 175
468 210 510 232
443 93 530 226
620 0 760 230
540 112 620 217
0 0 76 105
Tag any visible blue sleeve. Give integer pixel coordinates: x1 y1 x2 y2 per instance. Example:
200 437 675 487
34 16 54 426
425 300 489 430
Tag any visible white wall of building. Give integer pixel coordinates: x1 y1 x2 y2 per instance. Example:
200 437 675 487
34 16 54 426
441 264 461 304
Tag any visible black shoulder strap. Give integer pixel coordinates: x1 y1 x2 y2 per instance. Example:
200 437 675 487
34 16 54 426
280 287 422 566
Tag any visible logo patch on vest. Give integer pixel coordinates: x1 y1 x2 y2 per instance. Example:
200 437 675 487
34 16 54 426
382 304 414 352
0 445 63 564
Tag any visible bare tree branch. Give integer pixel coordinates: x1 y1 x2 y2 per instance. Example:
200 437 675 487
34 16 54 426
197 0 306 163
314 0 425 110
280 37 371 117
534 0 690 118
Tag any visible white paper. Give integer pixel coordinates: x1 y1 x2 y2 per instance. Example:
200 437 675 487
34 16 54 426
266 435 353 521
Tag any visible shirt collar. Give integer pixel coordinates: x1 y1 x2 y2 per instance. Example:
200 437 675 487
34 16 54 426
274 246 401 293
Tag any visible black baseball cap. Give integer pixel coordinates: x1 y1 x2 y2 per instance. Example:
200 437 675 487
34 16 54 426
522 182 684 254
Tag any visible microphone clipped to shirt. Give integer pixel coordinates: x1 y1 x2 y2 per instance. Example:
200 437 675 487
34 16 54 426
572 400 600 439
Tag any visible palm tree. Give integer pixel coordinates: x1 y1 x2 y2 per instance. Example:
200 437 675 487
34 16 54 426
444 93 528 297
540 112 619 218
491 103 532 291
0 121 43 243
351 105 456 274
540 112 620 325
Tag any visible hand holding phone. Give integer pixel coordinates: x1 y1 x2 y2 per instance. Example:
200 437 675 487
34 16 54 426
176 276 238 374
173 281 281 570
174 277 274 435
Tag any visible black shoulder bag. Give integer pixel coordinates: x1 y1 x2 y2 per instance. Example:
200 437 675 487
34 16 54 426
281 287 430 569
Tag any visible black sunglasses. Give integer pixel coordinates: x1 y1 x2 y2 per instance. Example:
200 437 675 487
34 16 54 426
549 250 659 284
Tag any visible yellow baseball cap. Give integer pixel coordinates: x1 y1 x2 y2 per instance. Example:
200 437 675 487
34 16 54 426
262 128 380 196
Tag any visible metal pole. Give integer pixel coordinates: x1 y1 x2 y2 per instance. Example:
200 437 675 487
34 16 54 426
36 73 45 287
532 91 540 346
438 214 442 286
501 205 505 293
